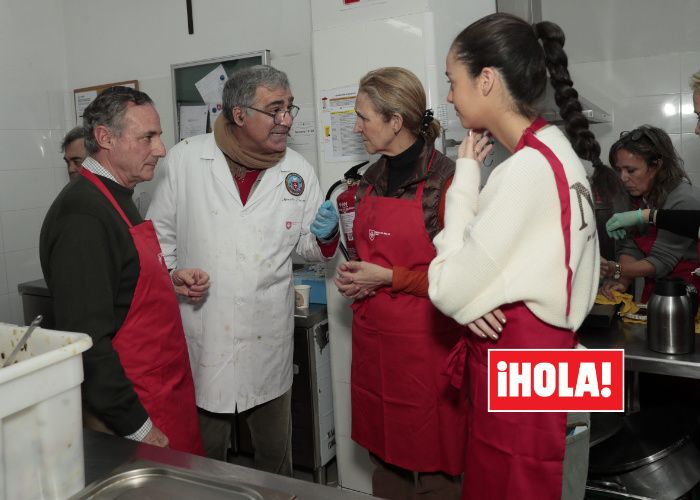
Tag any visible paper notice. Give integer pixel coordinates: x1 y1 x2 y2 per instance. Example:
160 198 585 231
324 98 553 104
179 105 208 141
288 107 316 150
319 86 367 162
74 90 97 120
195 64 227 104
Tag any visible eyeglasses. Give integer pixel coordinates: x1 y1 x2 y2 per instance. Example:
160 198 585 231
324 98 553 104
243 105 299 125
618 127 664 158
619 127 661 144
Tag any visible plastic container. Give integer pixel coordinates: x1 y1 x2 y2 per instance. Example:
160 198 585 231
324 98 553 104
293 265 327 304
0 322 92 500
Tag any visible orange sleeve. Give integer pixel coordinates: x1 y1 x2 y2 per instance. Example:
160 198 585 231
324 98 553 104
392 266 429 297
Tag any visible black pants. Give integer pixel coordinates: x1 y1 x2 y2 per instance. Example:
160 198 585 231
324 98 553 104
198 389 293 476
369 453 460 500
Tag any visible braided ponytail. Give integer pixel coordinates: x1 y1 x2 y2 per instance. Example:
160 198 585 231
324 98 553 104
533 21 601 166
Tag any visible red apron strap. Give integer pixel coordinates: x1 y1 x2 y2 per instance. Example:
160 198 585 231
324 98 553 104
80 168 133 228
515 119 574 316
513 117 548 152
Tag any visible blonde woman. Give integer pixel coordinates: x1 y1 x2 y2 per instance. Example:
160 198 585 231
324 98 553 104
335 67 471 499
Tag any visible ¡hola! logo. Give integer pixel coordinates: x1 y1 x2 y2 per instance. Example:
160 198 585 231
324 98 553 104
488 349 624 412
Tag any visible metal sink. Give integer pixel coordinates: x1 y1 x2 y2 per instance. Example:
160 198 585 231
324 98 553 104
68 461 296 500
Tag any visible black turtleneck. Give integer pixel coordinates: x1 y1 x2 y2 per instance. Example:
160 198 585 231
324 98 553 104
386 136 424 197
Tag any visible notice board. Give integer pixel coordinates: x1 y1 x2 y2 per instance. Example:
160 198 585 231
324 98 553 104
171 50 269 142
73 80 139 122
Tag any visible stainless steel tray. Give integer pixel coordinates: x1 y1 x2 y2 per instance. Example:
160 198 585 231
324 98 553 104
69 463 296 500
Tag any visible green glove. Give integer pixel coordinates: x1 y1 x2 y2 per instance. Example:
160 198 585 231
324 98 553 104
605 209 643 240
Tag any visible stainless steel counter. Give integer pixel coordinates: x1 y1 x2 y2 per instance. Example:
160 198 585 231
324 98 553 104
21 278 347 496
578 319 700 379
82 429 370 499
579 319 700 499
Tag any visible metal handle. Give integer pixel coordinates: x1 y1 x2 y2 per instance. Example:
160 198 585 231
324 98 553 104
2 315 43 368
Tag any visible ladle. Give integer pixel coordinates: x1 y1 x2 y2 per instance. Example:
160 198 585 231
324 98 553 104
2 315 43 368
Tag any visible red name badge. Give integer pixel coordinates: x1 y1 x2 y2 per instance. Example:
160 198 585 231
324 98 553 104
488 349 624 412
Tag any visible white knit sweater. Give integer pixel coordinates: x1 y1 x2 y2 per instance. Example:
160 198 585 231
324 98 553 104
428 126 599 331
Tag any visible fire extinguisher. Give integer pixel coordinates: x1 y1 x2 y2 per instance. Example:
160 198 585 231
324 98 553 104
337 178 360 261
325 161 368 260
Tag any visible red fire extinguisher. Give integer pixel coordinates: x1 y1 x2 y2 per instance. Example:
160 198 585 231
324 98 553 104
326 161 368 261
336 178 360 260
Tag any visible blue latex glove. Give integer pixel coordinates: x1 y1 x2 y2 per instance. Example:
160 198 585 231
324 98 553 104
310 200 339 240
605 209 643 240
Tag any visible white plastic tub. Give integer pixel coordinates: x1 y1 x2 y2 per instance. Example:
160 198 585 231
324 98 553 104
0 322 92 500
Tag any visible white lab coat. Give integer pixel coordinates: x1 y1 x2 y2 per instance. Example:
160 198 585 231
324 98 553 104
147 133 331 413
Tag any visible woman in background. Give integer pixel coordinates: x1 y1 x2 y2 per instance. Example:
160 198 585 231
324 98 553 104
602 75 700 417
428 13 601 499
605 69 700 245
335 67 473 500
599 125 700 300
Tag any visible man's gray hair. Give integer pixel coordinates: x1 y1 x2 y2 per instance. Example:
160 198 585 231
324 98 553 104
83 86 153 155
222 65 290 123
61 126 86 152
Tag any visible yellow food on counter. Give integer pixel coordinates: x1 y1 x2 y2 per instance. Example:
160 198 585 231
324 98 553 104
595 291 700 332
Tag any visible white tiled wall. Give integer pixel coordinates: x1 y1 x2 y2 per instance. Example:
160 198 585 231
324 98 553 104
0 0 69 324
571 51 700 180
0 0 319 324
61 0 318 212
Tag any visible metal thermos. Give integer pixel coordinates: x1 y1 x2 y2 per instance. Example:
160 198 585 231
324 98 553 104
647 277 697 354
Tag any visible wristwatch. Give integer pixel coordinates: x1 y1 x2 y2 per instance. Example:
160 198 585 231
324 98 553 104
648 207 656 226
613 262 622 280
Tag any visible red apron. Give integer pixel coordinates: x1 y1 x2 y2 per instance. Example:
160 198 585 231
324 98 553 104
632 225 700 302
350 151 467 475
81 169 203 455
448 118 576 499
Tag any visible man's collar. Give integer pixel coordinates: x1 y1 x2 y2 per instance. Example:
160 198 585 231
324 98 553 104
82 156 119 184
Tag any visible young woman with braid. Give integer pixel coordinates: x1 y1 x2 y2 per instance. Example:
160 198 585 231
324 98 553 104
428 13 601 499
